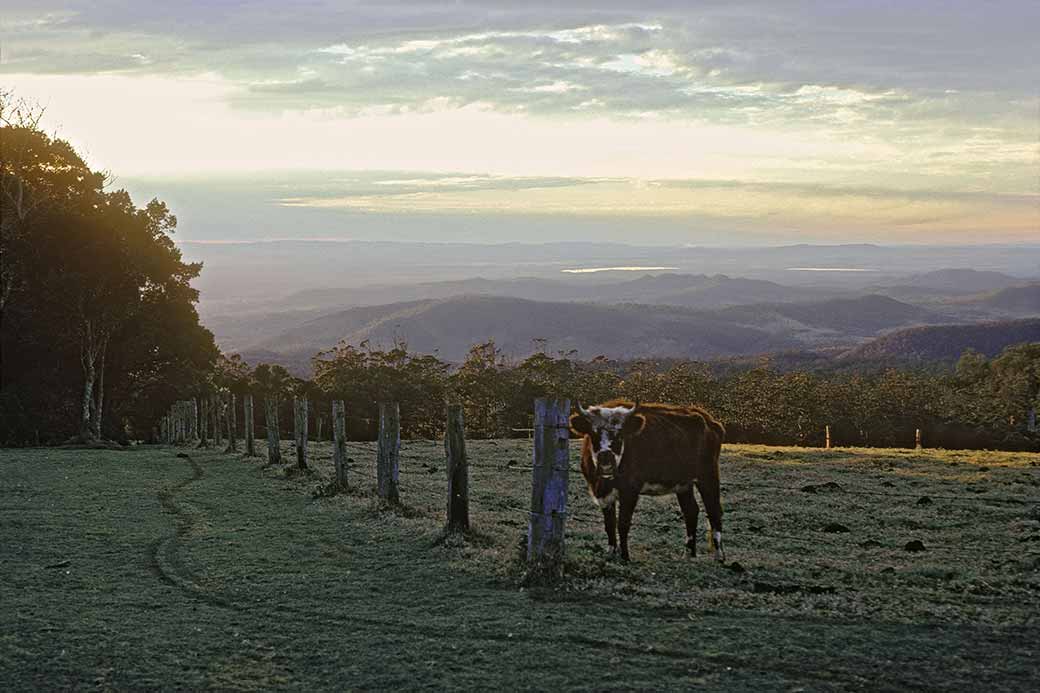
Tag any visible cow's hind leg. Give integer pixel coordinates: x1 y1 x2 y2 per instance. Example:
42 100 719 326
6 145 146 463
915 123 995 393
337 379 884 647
603 503 618 556
695 478 725 562
676 486 700 557
617 490 640 562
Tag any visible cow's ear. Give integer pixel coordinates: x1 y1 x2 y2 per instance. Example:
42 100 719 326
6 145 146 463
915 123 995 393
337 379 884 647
569 413 591 436
622 413 646 437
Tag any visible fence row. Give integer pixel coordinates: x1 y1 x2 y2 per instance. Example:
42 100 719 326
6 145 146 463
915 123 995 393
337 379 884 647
162 395 572 575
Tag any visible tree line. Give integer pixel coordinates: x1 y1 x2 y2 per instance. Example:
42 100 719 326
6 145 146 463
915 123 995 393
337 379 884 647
213 339 1038 452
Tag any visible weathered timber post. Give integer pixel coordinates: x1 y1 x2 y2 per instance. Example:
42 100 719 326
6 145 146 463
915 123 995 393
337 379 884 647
445 404 470 532
915 428 922 450
265 397 281 464
825 425 831 450
191 399 199 441
332 400 347 488
527 397 570 579
226 393 238 452
294 397 308 469
377 402 401 504
243 394 255 456
316 414 324 443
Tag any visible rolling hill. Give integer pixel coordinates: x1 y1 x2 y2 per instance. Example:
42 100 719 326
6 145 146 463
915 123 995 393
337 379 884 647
704 295 943 343
841 318 1040 363
245 295 800 364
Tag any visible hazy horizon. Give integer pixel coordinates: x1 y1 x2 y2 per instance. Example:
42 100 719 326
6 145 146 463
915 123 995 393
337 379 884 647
4 2 1038 246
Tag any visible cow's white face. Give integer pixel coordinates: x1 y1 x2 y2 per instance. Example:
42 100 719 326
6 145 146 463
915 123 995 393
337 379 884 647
570 404 645 478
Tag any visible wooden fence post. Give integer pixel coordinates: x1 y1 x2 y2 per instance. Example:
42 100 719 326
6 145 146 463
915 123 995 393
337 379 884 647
377 401 400 504
825 425 831 449
244 394 255 456
445 404 469 532
527 397 570 578
191 398 199 441
915 428 922 450
265 396 281 464
294 397 308 469
333 400 347 488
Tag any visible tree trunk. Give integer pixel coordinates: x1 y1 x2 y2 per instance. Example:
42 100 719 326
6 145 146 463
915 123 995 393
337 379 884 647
80 362 96 440
90 337 107 441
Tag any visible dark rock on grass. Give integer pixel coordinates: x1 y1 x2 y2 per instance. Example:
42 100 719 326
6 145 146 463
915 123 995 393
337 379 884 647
917 496 933 506
822 522 850 533
727 561 746 574
175 452 191 459
880 566 896 574
904 539 927 553
881 481 896 488
801 481 844 494
859 539 883 549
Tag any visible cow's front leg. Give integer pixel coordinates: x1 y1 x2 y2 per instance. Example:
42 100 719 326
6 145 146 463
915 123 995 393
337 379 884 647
617 490 640 562
602 503 618 556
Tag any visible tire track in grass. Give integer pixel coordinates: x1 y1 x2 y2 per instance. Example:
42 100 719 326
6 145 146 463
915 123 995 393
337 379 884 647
148 451 237 609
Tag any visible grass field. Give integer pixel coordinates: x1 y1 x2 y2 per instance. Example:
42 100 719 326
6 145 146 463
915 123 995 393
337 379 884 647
2 440 1038 691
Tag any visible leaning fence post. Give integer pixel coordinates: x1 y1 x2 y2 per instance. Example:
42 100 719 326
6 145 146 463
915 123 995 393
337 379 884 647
243 394 255 456
527 397 570 579
825 425 831 450
445 404 470 532
333 400 347 487
294 397 308 469
377 401 400 504
265 396 281 464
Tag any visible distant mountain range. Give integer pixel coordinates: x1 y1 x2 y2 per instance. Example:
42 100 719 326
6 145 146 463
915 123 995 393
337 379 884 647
206 267 1038 374
842 318 1040 363
261 273 838 313
244 296 800 364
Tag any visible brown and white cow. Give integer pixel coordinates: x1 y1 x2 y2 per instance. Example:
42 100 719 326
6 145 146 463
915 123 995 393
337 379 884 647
570 399 726 562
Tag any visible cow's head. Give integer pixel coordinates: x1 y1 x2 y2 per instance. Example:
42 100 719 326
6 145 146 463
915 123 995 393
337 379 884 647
570 402 646 478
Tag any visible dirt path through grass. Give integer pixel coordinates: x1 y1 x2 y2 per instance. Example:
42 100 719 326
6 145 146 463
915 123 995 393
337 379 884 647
2 446 1037 691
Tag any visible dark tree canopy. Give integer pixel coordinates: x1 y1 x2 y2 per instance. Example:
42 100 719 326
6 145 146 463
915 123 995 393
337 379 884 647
1 96 218 444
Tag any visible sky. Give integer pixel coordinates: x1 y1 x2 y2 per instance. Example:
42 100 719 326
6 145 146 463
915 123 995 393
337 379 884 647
2 1 1038 244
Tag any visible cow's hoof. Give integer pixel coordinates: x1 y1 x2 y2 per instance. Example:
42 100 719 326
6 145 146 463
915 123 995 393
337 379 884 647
619 551 631 563
685 540 697 558
713 550 726 563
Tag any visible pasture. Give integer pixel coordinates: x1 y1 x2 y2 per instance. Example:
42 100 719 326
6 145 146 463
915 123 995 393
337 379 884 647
2 441 1038 691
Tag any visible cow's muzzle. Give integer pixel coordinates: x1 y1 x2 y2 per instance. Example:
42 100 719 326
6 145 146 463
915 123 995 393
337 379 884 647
595 450 618 478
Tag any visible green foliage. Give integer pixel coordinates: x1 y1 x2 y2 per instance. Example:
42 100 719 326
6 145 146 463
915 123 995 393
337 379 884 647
0 95 217 443
261 339 1039 450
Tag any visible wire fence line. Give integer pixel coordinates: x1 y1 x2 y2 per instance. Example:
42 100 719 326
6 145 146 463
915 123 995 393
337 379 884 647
324 440 1038 507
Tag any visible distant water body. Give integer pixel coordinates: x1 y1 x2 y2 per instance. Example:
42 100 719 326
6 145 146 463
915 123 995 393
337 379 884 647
786 267 880 272
562 266 679 274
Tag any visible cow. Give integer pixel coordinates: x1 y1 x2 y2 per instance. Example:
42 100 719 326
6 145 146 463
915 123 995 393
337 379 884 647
569 399 726 562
